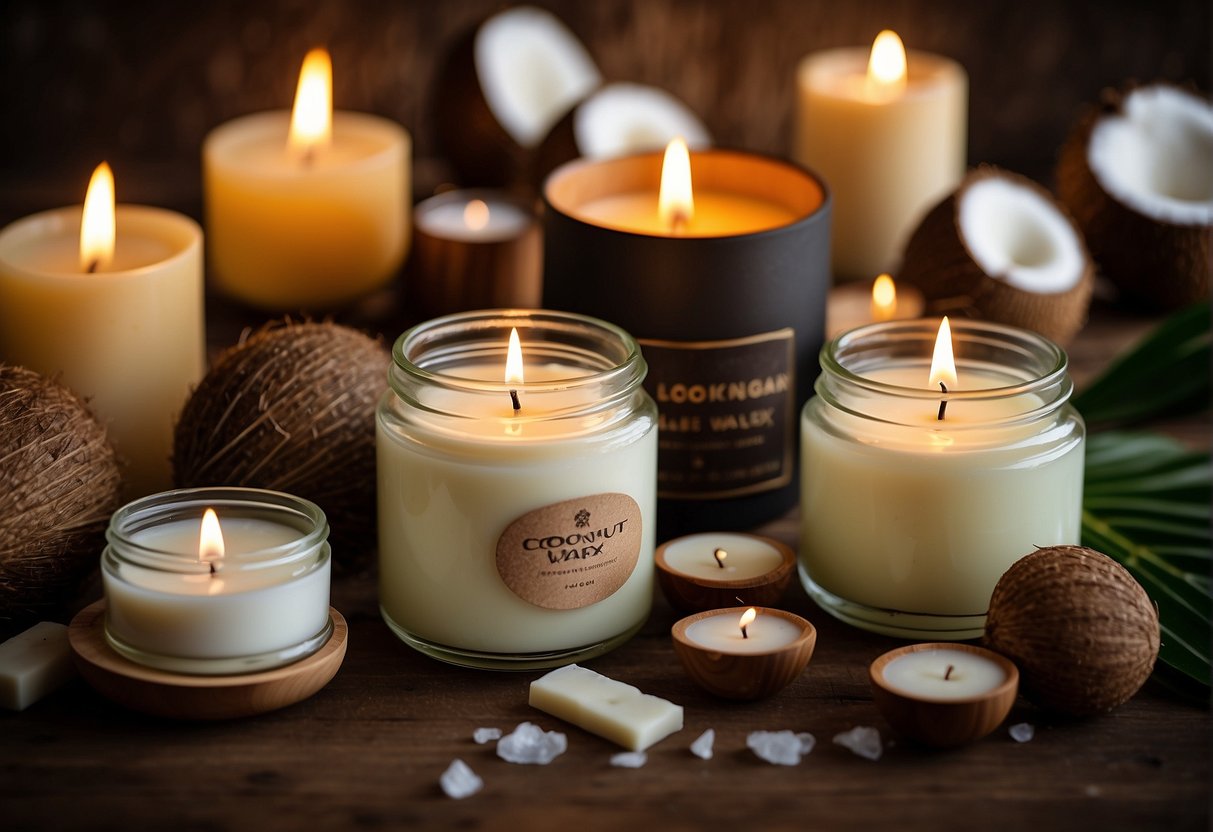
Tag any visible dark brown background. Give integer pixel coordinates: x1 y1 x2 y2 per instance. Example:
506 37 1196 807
1 0 1209 224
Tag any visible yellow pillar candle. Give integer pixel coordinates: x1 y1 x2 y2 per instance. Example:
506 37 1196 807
795 31 967 279
0 163 205 498
204 48 410 310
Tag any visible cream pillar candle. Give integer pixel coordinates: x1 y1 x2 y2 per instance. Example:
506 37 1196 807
881 647 1008 700
204 48 410 310
102 488 332 675
660 533 786 581
799 318 1085 639
682 607 805 655
795 31 967 279
0 163 204 498
377 310 658 670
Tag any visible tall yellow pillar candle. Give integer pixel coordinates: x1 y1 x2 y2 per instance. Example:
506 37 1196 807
0 163 205 498
795 31 967 279
204 48 410 310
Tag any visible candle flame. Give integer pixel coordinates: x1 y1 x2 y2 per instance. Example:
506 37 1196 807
505 327 524 386
80 162 115 272
866 30 907 99
289 48 333 158
929 316 958 389
464 199 490 232
871 274 897 321
738 607 757 634
199 508 225 566
658 137 694 232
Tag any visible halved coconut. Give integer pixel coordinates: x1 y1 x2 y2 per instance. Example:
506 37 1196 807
434 6 602 188
898 167 1094 344
535 82 712 183
1057 84 1212 310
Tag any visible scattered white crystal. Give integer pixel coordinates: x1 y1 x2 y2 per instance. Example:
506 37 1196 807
833 726 883 761
609 751 648 768
496 721 568 765
473 727 503 745
1009 722 1035 743
439 759 482 799
690 729 715 760
746 730 816 766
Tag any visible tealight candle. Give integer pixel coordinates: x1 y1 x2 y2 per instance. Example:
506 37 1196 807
795 30 967 278
0 162 204 498
410 189 541 318
672 607 816 699
869 642 1019 747
800 318 1085 639
101 488 332 675
204 48 410 310
655 532 795 612
826 273 925 339
377 310 658 670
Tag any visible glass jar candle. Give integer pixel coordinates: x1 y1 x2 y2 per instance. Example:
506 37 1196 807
102 488 332 675
377 309 658 670
799 319 1085 639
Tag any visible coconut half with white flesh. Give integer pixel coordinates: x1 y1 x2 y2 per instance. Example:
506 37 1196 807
898 167 1094 345
535 82 711 182
1057 84 1212 310
434 6 602 188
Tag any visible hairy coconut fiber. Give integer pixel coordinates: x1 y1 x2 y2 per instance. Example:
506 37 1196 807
985 545 1160 717
173 322 389 562
0 365 122 621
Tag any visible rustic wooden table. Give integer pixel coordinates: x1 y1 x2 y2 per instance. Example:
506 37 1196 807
3 302 1209 832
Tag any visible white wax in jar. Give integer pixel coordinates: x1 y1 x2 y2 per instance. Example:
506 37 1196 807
882 649 1007 699
683 611 804 655
662 533 784 581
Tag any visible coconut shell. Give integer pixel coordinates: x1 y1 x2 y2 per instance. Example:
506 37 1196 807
0 365 123 621
984 545 1160 716
1056 84 1211 310
172 322 389 564
898 166 1095 345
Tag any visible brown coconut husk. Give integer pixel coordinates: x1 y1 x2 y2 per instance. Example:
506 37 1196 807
1056 83 1212 310
172 322 389 566
898 166 1095 345
0 365 123 621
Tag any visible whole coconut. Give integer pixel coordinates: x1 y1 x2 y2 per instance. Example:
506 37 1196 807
985 545 1160 716
0 365 123 621
173 322 389 562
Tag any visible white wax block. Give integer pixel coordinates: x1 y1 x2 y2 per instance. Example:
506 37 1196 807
529 664 683 752
0 622 75 711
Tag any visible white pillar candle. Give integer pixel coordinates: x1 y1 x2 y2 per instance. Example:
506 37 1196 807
682 607 805 655
0 164 204 498
795 31 967 279
660 533 785 581
102 489 331 674
377 311 657 669
203 49 410 310
881 648 1008 700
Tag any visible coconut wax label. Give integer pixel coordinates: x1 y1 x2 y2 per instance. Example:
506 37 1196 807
496 493 643 610
640 329 794 499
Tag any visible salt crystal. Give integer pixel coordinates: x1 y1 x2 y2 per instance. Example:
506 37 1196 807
690 729 715 760
833 726 882 761
610 751 648 768
1009 722 1035 743
746 730 816 766
497 721 568 765
473 727 503 745
439 759 482 799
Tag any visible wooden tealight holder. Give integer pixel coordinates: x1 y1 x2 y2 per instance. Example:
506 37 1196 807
68 601 347 720
671 607 816 700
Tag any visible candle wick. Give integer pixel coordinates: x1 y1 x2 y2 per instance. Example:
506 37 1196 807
301 145 316 168
670 211 689 236
713 548 727 569
510 389 521 412
85 259 99 274
209 561 217 576
741 623 749 639
936 382 948 421
944 664 954 681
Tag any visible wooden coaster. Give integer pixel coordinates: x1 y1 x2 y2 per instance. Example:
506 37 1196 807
68 601 347 720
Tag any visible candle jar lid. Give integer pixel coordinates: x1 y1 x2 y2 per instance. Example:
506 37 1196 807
102 487 332 675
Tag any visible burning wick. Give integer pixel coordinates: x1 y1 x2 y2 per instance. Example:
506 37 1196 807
209 562 217 576
713 548 728 569
85 259 99 274
510 389 521 412
936 382 948 421
739 607 757 640
301 146 316 168
944 664 955 681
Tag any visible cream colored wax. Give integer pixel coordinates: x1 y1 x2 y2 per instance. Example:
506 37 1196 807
795 43 967 278
661 533 785 581
574 191 797 237
0 205 204 498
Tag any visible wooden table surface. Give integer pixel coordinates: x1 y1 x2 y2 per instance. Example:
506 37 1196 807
3 302 1209 832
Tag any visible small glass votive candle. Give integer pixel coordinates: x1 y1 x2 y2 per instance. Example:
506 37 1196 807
102 487 332 675
799 318 1085 640
377 309 658 670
